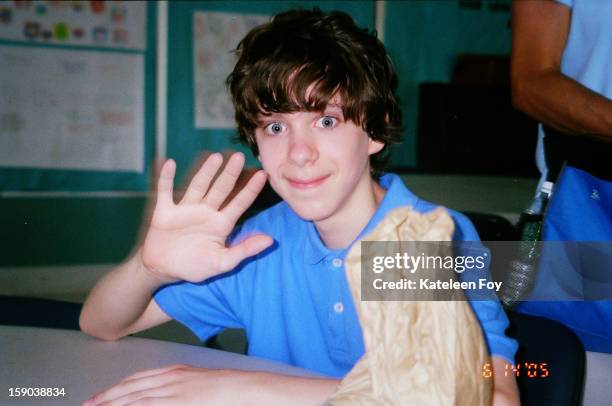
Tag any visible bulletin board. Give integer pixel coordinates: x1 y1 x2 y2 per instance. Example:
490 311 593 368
193 12 269 129
167 1 376 186
0 0 156 191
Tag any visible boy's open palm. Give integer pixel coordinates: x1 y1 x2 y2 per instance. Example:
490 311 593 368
141 152 272 284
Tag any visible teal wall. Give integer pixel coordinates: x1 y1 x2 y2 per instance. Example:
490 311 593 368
1 197 146 266
385 0 512 167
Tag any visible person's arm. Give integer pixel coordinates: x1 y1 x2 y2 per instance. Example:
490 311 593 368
82 357 515 406
79 250 173 340
511 0 612 141
492 355 520 406
79 153 273 341
83 365 340 406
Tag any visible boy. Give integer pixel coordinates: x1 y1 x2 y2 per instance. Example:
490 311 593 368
80 9 519 405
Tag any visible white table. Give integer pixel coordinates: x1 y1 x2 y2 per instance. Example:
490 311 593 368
4 326 611 405
0 326 317 405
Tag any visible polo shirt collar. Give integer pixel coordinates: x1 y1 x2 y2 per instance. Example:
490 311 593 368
303 173 420 264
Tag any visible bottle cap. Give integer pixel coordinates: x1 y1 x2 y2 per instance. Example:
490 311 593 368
541 181 553 196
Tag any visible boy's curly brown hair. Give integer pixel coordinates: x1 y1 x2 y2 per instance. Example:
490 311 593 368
226 8 402 177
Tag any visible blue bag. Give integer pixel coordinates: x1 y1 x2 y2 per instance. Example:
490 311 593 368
517 165 612 353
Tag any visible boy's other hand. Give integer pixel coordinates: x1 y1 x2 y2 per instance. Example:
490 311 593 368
83 364 340 406
140 152 273 284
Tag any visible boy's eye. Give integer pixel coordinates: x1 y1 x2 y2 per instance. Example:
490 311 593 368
264 122 286 135
316 116 338 129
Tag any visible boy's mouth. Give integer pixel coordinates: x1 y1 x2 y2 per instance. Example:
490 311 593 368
286 174 330 189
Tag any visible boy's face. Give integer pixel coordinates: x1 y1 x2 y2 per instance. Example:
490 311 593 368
254 99 384 223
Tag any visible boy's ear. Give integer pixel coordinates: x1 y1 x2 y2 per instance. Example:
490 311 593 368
367 138 385 155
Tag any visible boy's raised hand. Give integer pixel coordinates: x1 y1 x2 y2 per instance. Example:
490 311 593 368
140 152 273 284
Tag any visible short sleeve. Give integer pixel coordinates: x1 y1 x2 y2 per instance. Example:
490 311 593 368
154 272 244 341
469 300 519 363
450 211 479 241
450 210 519 363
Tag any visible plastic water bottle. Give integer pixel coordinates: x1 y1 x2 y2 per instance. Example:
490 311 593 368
500 181 553 308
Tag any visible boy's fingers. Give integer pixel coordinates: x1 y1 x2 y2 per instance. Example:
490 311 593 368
221 234 273 270
221 170 267 224
93 385 173 406
156 160 176 208
86 369 181 406
203 152 245 210
125 395 173 406
120 365 187 383
179 153 223 205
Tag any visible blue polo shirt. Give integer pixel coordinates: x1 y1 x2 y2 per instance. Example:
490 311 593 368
154 173 517 377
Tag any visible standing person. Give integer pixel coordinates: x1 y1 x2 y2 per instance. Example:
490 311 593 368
511 0 612 403
80 9 519 405
511 0 612 185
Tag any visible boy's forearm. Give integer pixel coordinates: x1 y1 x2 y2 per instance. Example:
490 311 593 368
79 249 166 340
84 366 341 406
253 373 341 405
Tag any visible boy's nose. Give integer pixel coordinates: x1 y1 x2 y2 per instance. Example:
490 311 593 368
287 135 318 167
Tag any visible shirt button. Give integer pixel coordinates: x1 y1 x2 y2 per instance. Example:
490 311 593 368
333 302 344 313
332 258 343 268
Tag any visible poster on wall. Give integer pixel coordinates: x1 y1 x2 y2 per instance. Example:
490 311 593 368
0 45 144 172
193 11 268 129
0 0 146 50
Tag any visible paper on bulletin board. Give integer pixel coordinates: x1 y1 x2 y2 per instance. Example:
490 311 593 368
193 12 269 129
0 0 146 50
0 45 144 172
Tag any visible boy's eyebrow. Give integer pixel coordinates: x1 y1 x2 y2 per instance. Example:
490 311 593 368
254 102 344 122
324 105 345 118
324 103 343 111
256 104 343 116
260 110 286 117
